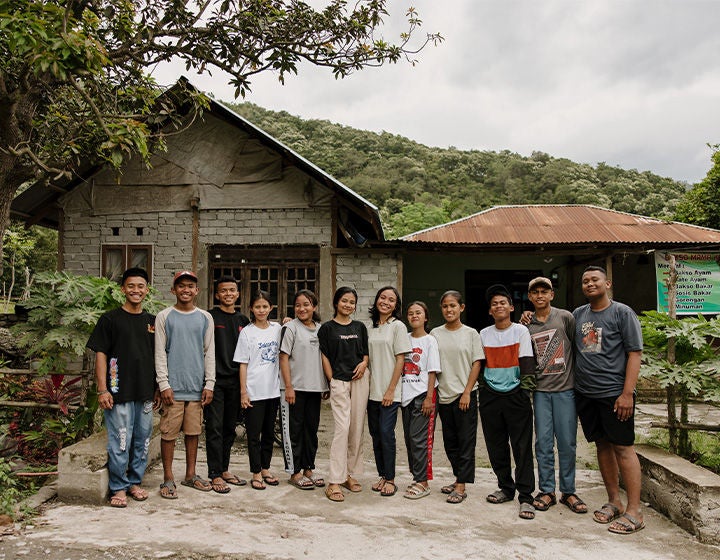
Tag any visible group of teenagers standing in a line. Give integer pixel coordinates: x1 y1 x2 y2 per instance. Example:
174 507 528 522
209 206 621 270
87 264 645 535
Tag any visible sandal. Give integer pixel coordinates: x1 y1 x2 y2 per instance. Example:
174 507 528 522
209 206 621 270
262 474 280 486
250 478 266 491
486 490 512 504
159 480 178 499
371 477 386 492
222 474 247 486
532 492 556 511
127 485 148 501
211 477 231 494
594 502 622 524
109 492 127 508
289 475 315 490
380 481 397 497
325 485 345 502
181 475 212 492
340 476 362 493
441 482 457 495
519 502 536 520
446 490 467 504
608 513 645 534
560 493 588 514
304 470 325 488
404 482 431 500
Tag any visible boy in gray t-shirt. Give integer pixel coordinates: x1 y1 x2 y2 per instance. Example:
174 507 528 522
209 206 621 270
525 277 586 515
572 266 644 535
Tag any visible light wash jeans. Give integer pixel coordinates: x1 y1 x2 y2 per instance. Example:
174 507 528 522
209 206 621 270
104 400 154 493
533 389 577 495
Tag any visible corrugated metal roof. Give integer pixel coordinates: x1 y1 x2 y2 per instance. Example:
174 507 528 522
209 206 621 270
401 205 720 245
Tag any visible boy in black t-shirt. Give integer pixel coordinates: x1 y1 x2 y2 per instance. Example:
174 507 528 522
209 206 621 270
205 276 250 493
86 268 156 508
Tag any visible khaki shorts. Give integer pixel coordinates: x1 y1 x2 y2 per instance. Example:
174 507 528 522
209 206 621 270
159 401 203 440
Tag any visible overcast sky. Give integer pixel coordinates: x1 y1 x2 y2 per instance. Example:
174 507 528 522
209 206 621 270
153 0 720 184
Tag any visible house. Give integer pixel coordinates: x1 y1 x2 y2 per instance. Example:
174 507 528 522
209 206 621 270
398 205 720 329
10 81 401 320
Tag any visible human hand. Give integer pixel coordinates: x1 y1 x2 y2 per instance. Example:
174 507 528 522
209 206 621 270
201 389 213 406
98 391 113 410
614 393 634 421
458 392 470 411
519 310 533 326
351 362 366 380
160 388 175 406
285 387 296 405
421 396 434 417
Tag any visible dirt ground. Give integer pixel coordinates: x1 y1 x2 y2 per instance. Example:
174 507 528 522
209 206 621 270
1 402 719 560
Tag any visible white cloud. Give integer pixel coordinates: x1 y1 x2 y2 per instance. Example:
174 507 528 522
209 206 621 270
152 0 720 183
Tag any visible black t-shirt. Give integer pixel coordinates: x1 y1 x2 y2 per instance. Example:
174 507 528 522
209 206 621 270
210 307 250 381
86 307 156 403
318 319 368 382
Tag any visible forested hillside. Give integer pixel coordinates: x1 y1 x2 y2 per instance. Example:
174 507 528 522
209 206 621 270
229 102 689 239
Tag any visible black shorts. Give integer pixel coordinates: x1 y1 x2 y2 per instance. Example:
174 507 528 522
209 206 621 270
575 392 635 446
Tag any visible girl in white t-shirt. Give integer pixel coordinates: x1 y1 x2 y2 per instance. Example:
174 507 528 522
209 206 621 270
279 289 328 490
234 290 282 490
401 301 440 500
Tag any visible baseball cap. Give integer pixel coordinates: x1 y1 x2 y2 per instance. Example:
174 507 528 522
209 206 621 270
528 277 553 291
485 284 512 304
173 270 198 285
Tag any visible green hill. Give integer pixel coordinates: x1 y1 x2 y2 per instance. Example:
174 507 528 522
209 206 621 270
228 102 689 239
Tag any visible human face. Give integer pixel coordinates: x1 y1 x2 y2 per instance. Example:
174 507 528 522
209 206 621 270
171 279 198 304
489 294 514 322
440 295 464 325
215 281 239 308
375 289 398 319
528 286 554 311
121 276 149 305
407 303 427 332
251 298 272 323
294 294 316 325
581 270 610 301
335 293 357 319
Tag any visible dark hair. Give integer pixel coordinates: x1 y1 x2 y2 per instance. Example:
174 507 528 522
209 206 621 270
249 290 273 323
440 290 463 305
407 300 430 333
121 267 149 285
583 265 607 277
369 286 403 327
332 286 358 316
214 276 238 292
294 289 321 323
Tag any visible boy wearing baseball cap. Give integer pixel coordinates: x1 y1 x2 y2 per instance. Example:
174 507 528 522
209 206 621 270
155 270 216 498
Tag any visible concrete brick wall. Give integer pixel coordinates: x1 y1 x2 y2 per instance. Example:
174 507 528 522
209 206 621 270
335 252 401 320
62 206 332 297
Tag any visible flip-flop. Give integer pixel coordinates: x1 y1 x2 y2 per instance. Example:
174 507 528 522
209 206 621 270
181 475 212 492
262 474 280 486
250 478 266 491
608 513 645 534
289 476 315 490
594 502 622 524
127 486 148 501
309 475 325 488
532 492 556 511
159 480 178 500
222 474 247 486
109 493 127 508
371 477 386 492
446 490 467 504
211 477 231 494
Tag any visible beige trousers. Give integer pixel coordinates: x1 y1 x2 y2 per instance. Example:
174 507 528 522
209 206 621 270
328 375 370 484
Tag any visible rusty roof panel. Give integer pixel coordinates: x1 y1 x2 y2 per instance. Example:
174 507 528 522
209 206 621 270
401 205 720 245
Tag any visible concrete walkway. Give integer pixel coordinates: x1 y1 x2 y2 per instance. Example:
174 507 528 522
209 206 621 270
2 403 719 560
